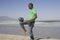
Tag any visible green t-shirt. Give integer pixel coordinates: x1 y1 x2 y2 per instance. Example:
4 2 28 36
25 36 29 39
29 8 37 20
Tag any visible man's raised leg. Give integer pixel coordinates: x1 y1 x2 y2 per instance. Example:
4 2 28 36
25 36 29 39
20 22 28 36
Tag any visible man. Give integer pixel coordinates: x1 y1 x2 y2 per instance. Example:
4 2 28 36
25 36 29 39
19 3 37 40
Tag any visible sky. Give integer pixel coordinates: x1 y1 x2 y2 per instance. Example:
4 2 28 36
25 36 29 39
0 0 60 20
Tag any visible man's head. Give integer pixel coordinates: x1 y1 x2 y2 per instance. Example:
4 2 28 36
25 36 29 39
28 3 33 9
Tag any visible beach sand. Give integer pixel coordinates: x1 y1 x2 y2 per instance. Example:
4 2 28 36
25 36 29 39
0 34 59 40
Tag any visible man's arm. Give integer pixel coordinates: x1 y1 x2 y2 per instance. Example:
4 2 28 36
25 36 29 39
31 13 37 21
27 13 37 23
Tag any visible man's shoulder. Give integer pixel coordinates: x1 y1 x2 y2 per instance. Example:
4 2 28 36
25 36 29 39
32 8 36 11
32 8 37 13
31 8 36 12
30 8 37 14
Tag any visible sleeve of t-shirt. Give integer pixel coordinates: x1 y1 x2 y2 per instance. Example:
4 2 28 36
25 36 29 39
33 9 37 14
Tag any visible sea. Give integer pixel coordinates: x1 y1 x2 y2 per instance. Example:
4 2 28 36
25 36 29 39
0 22 60 39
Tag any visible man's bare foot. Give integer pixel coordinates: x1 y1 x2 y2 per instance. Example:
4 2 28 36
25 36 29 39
24 31 28 36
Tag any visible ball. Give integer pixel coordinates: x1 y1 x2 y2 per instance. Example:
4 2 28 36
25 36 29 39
18 17 24 22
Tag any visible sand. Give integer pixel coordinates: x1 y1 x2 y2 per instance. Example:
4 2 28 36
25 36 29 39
0 34 59 40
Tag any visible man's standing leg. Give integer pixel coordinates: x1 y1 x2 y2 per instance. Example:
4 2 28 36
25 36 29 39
29 21 35 40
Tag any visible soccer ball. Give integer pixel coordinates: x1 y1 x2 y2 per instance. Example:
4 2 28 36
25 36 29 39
18 17 24 22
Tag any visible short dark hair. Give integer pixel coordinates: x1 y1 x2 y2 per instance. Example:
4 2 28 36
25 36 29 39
29 3 33 6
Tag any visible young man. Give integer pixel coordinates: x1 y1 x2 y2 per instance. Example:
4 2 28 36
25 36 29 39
19 3 37 40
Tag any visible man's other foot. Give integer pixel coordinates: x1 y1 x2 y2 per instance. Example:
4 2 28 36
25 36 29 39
30 36 34 40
